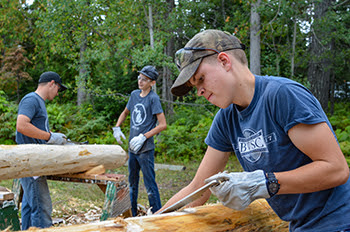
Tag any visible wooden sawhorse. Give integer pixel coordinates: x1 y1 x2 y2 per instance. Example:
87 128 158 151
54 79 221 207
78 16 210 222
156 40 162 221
12 173 132 221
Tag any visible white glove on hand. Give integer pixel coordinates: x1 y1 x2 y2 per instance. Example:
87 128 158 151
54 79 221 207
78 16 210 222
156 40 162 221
47 132 67 145
112 127 126 144
205 170 269 211
129 134 147 153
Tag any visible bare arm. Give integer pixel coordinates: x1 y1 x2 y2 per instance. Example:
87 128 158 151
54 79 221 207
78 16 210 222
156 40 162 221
158 146 230 212
16 114 51 140
144 112 167 139
115 107 130 127
277 122 349 194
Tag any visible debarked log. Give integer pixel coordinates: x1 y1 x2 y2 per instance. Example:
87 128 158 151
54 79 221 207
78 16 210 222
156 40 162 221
0 144 128 180
20 199 289 232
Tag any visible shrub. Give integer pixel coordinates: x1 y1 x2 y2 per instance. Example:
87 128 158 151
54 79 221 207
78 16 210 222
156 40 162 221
328 102 350 157
155 98 218 163
0 91 17 144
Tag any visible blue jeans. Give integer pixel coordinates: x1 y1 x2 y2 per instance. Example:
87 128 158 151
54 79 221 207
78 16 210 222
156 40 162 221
128 149 161 216
20 176 52 230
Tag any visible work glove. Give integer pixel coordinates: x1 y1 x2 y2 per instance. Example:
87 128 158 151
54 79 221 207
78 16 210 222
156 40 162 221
112 127 126 144
47 132 67 145
205 170 269 211
129 133 147 153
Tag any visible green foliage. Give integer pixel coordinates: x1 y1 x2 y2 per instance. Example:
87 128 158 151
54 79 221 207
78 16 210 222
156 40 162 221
46 102 112 144
0 0 349 166
0 91 17 144
328 102 350 157
155 98 219 163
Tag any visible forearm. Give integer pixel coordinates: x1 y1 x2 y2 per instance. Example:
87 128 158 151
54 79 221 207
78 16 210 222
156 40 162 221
158 183 210 213
158 147 229 213
144 123 166 139
276 160 349 195
115 109 129 127
144 113 167 139
17 122 50 141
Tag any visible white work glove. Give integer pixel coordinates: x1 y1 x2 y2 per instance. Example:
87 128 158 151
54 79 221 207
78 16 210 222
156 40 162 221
47 132 67 145
112 126 126 144
129 133 147 153
205 170 269 211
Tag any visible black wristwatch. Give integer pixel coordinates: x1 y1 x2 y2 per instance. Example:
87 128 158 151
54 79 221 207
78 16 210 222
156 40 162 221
266 172 280 197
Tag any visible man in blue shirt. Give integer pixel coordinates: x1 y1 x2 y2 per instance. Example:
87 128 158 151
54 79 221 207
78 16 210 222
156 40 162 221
16 71 68 230
159 30 350 231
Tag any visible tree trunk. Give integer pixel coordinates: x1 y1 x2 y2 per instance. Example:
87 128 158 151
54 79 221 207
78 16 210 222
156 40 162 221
77 34 88 106
307 0 334 111
16 74 20 103
23 199 288 231
162 0 175 116
250 0 261 75
0 144 128 180
291 18 297 78
146 4 157 93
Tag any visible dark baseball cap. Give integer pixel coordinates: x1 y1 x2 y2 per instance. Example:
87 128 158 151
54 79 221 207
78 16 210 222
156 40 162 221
171 29 245 96
38 71 67 92
138 65 159 80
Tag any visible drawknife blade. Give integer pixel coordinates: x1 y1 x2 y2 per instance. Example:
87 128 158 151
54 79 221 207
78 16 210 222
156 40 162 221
157 178 226 214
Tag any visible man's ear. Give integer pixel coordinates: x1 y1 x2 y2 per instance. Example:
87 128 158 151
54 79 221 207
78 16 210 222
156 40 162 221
217 52 232 71
49 80 56 88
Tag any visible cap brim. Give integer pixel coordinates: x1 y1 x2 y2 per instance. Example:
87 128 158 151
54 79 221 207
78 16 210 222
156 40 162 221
171 58 202 96
59 84 68 92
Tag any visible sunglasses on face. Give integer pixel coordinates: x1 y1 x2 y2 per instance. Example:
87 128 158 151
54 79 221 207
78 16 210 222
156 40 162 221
175 47 220 70
54 82 63 91
137 76 151 82
174 44 246 70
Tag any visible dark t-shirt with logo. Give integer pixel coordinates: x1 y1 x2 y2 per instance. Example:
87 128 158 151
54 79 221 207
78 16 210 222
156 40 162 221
205 75 350 231
126 89 163 154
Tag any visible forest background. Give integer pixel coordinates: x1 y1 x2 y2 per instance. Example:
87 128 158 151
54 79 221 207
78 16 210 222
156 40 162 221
0 0 349 166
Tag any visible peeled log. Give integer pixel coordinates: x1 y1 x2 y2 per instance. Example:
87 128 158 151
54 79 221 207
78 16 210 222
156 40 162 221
21 199 289 232
0 144 128 180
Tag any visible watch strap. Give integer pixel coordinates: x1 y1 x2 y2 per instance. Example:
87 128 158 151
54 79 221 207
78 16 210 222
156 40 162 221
266 172 280 197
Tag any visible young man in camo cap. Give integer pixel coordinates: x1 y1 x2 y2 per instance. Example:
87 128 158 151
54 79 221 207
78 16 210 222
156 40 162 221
158 29 350 231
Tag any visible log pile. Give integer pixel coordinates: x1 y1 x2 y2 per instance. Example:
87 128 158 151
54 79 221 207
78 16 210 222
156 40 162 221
0 144 128 180
18 199 289 232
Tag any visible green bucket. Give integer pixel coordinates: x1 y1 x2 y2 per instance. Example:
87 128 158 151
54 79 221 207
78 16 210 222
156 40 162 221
0 200 20 231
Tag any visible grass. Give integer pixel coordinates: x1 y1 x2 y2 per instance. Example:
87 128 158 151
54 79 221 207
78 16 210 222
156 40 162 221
0 154 242 219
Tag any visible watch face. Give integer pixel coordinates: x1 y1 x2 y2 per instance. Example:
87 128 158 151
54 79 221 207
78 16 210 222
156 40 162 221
269 182 279 194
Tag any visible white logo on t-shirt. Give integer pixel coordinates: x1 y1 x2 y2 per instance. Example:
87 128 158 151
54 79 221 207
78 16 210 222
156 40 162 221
237 129 276 163
132 103 147 126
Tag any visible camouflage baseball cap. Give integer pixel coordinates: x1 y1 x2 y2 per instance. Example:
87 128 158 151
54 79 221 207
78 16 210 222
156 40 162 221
171 29 245 96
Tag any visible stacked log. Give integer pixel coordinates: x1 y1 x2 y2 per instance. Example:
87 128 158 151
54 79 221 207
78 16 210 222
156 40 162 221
0 144 128 180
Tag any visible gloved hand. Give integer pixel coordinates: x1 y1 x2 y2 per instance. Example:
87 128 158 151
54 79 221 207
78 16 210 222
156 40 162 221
205 170 269 211
47 132 67 145
112 127 126 144
129 133 147 153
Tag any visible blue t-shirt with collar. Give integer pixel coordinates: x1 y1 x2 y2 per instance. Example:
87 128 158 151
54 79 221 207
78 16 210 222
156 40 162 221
205 75 350 231
126 89 163 154
16 92 49 144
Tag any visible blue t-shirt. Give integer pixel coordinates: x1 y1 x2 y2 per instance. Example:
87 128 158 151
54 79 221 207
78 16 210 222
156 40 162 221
205 75 350 232
16 92 49 144
126 89 163 154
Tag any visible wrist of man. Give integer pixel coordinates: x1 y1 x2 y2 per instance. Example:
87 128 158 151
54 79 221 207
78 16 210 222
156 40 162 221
265 172 280 197
47 132 52 141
